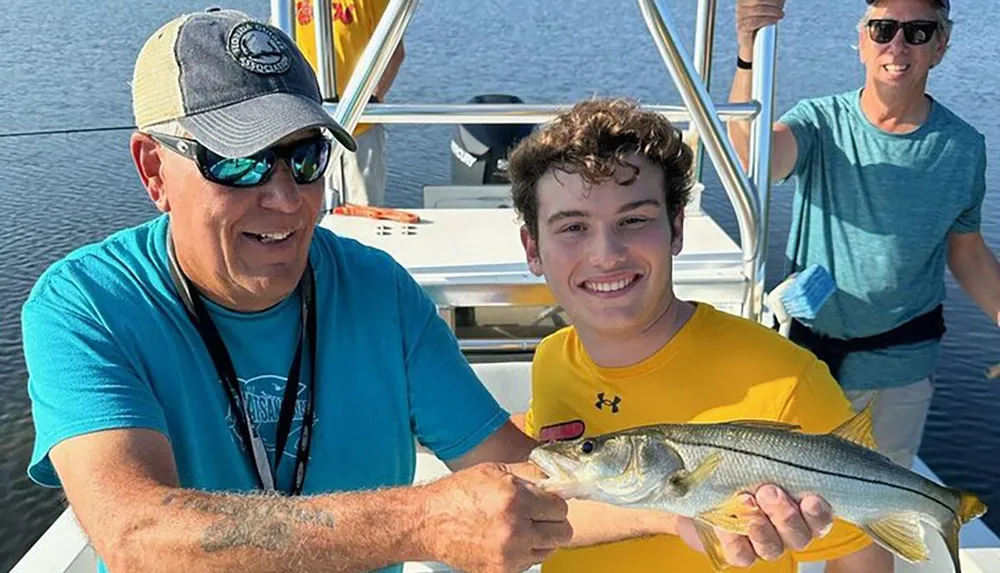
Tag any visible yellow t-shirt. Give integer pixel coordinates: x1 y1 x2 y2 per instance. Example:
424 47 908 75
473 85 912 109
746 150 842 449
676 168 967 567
523 303 874 573
292 0 389 136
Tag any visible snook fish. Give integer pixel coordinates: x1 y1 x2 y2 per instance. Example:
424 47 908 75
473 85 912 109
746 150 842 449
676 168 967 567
529 405 987 572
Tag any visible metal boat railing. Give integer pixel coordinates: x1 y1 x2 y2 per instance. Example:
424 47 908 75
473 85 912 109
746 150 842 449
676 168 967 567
327 102 760 125
270 0 779 326
636 0 770 321
690 0 717 183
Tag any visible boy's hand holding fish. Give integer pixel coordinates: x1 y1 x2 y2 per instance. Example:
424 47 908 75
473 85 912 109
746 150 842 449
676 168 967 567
674 485 834 567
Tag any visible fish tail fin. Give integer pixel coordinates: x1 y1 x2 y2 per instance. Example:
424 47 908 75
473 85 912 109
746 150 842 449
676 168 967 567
938 489 989 573
862 513 930 564
943 519 962 573
957 490 988 525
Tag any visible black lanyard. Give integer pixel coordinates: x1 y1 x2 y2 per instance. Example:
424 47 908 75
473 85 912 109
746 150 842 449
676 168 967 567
166 237 317 495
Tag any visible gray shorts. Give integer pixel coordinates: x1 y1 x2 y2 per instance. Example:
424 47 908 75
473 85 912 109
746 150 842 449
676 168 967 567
845 377 934 469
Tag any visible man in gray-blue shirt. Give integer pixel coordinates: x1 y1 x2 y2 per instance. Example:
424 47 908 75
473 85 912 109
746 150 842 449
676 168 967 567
728 0 1000 468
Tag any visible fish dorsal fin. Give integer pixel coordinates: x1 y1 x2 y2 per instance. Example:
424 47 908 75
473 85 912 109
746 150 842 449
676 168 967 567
725 420 801 432
830 401 878 450
863 513 930 563
692 519 731 571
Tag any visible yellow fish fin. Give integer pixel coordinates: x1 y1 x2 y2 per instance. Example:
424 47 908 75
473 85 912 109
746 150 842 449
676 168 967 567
669 451 723 496
697 495 758 535
693 518 730 571
957 490 988 524
863 513 930 563
724 420 801 432
830 400 878 450
944 491 988 573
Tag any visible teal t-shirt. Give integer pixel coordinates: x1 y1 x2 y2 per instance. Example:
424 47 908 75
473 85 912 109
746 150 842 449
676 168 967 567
779 89 987 390
23 215 507 572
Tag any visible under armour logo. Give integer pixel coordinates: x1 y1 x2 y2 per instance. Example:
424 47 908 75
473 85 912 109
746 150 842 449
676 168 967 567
595 392 621 413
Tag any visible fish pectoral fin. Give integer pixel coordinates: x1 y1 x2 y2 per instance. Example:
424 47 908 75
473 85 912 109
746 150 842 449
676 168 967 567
862 513 930 563
669 451 723 496
693 518 731 571
830 400 878 450
724 420 801 432
698 495 758 535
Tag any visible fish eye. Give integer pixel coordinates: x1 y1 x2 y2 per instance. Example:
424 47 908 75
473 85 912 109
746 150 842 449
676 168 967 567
580 440 595 454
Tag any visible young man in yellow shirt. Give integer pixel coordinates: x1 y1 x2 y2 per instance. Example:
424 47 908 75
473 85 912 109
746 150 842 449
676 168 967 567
507 98 893 573
294 0 405 206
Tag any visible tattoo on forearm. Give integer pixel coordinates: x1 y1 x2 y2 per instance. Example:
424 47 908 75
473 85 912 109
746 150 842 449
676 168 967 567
162 491 336 553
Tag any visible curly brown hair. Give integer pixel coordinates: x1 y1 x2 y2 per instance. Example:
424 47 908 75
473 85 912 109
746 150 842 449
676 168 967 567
509 98 693 240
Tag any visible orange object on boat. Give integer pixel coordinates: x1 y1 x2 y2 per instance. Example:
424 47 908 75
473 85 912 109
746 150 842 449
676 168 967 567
332 204 421 224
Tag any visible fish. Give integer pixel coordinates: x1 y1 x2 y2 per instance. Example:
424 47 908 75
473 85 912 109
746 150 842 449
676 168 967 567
528 404 987 572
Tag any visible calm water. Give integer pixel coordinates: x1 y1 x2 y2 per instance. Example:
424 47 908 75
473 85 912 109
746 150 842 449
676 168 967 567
1 0 998 568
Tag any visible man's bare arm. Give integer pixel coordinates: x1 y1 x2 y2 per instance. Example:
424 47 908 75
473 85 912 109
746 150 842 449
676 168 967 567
727 0 798 181
447 420 536 471
51 428 437 573
948 230 1000 325
51 427 570 573
562 500 681 548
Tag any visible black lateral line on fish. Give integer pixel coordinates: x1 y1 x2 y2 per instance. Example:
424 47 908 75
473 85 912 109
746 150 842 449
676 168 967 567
670 438 955 517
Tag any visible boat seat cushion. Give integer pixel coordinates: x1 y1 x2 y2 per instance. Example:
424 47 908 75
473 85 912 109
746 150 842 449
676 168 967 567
413 360 533 484
470 360 533 414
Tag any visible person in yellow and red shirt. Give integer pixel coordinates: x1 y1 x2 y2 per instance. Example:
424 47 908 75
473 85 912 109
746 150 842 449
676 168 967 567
506 98 894 573
294 0 405 206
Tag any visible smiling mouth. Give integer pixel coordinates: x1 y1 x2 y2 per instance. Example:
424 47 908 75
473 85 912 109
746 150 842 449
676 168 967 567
883 63 910 73
580 273 643 294
244 230 296 244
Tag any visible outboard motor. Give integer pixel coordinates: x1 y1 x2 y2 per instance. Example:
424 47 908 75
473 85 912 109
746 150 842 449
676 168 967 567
451 94 535 185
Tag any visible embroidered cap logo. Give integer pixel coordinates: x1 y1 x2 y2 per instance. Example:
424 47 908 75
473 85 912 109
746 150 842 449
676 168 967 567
228 21 291 75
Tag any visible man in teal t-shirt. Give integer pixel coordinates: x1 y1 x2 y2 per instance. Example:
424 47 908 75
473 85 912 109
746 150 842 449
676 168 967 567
22 9 574 573
728 0 1000 468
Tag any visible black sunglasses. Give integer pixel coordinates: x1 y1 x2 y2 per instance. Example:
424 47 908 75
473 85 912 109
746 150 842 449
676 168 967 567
149 133 332 188
867 19 939 46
